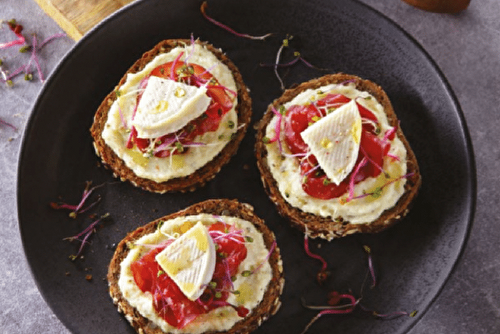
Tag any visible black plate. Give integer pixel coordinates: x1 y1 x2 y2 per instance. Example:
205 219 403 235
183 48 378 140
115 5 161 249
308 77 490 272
18 0 475 333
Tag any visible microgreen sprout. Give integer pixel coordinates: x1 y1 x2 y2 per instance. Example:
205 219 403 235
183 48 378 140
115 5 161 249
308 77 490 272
363 245 377 288
0 117 17 131
343 157 368 204
65 213 110 261
200 1 272 40
266 106 283 151
250 240 276 275
50 181 104 218
300 294 358 334
303 229 329 284
1 20 65 85
351 172 415 201
382 122 399 144
273 36 289 90
209 300 249 317
0 20 26 49
300 245 418 333
260 35 328 90
359 304 418 319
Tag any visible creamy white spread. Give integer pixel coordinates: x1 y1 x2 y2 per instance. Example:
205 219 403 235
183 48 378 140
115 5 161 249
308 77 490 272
265 83 407 224
118 214 273 334
102 43 238 182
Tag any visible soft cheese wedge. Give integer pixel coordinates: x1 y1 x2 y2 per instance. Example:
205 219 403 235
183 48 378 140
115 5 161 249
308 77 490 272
155 222 216 301
301 100 362 185
132 76 212 139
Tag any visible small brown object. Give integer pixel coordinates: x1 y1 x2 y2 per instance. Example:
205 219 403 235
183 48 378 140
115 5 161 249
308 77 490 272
255 73 422 240
107 199 284 334
90 39 252 193
401 0 471 13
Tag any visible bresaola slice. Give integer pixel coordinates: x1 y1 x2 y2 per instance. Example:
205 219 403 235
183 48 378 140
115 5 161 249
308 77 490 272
255 73 421 240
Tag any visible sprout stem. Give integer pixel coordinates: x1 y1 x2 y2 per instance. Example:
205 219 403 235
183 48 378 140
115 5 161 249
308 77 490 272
200 1 272 40
66 213 110 261
303 230 328 283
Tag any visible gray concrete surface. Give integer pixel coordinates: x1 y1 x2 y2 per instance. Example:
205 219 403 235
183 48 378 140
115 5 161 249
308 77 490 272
1 0 499 333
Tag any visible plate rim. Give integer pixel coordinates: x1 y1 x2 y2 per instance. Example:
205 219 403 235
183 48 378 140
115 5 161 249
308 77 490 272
16 0 477 333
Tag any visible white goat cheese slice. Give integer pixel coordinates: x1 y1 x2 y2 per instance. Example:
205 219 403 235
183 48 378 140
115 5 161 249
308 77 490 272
300 100 362 185
155 221 216 301
131 76 211 138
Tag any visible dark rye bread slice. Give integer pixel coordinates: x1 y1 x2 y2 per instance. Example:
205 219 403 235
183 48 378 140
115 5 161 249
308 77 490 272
255 73 421 240
90 39 252 193
108 199 284 334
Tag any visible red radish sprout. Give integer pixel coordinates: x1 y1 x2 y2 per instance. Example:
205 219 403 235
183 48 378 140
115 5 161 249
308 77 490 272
200 1 272 41
387 153 401 161
344 157 368 203
300 245 417 332
184 34 196 64
363 245 377 288
303 230 329 284
0 118 16 130
1 21 65 84
360 146 385 174
31 35 45 82
382 122 399 144
266 106 283 148
359 303 418 319
251 240 276 274
209 229 245 244
50 181 104 218
116 100 128 129
303 162 320 176
274 39 287 90
206 83 237 98
340 79 357 85
171 51 185 80
154 135 179 154
300 295 358 334
260 51 327 72
183 141 207 147
222 259 234 290
0 21 26 49
352 172 414 201
65 213 110 261
38 33 65 49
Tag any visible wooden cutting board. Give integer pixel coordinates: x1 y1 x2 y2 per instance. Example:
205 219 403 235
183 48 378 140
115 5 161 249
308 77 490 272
34 0 135 41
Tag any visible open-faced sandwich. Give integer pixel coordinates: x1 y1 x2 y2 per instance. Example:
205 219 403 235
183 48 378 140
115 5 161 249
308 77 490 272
91 39 252 193
255 73 421 240
108 199 284 334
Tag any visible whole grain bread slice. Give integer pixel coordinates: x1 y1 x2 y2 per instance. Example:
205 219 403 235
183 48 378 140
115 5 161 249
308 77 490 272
90 39 252 193
107 199 284 334
255 73 422 240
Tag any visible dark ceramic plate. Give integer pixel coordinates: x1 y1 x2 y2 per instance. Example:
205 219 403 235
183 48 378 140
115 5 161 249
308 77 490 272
17 0 475 333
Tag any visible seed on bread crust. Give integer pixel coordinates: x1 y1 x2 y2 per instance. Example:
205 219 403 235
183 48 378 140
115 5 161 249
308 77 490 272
255 73 422 240
90 40 252 193
107 199 284 334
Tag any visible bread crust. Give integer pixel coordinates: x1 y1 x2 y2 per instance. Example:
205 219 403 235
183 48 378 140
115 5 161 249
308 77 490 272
255 73 422 240
90 40 252 193
107 199 284 334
